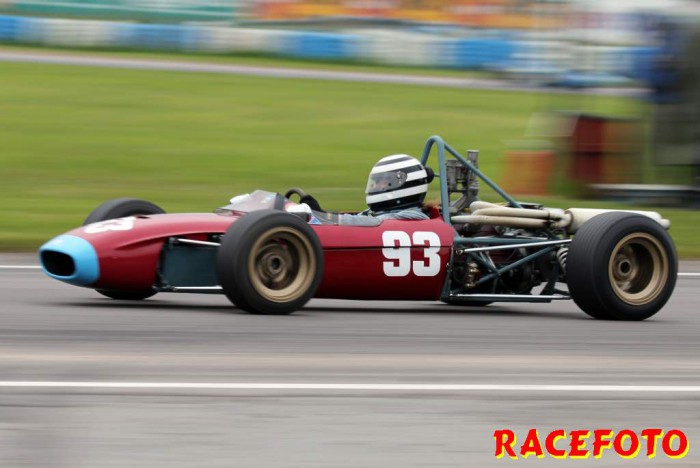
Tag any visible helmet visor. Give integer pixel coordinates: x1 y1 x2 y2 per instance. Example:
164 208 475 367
366 171 407 195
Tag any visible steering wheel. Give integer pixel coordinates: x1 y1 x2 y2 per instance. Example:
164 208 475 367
284 187 323 212
284 187 309 202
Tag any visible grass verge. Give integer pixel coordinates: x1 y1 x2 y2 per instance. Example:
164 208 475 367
1 57 696 256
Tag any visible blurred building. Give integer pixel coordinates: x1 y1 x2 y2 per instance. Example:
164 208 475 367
0 0 570 28
252 0 569 30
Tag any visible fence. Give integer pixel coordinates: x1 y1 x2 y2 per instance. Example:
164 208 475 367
0 0 237 22
0 13 654 85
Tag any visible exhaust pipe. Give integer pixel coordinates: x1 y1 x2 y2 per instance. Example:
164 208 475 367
451 202 671 232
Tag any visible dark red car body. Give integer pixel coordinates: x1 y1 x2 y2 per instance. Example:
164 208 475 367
41 208 455 301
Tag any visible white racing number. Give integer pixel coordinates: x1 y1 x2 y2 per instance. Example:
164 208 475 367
84 216 136 234
382 231 441 277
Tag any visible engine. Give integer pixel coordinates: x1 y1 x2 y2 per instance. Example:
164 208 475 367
451 226 559 295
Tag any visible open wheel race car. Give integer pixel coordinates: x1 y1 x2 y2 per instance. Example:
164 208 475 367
39 136 677 320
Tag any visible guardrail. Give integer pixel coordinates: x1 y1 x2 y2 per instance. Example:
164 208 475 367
0 14 650 86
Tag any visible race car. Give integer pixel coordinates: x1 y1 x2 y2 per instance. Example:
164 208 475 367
39 136 677 320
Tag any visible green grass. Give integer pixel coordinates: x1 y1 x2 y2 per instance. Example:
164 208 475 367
1 58 698 256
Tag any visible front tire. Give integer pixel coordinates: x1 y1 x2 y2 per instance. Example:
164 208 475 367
84 198 165 225
216 210 324 315
567 212 677 320
83 198 166 300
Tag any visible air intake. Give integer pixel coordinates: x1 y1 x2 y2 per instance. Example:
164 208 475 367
40 250 76 277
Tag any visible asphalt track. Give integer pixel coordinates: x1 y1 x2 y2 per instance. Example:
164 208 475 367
0 48 690 465
0 50 642 96
0 255 699 467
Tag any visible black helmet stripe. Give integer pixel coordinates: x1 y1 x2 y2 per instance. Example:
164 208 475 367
400 178 428 190
402 165 424 174
369 163 423 176
374 156 414 167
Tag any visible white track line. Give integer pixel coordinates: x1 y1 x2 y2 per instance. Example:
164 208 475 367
0 382 700 392
3 266 700 277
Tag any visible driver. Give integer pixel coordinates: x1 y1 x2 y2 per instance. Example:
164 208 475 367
356 154 433 221
287 154 434 224
322 154 433 225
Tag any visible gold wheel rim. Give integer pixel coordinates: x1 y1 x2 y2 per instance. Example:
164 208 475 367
608 233 668 305
248 227 315 303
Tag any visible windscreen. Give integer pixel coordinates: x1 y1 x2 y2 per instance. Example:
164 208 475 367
217 190 282 214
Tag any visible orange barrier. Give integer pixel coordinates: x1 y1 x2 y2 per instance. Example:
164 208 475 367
501 150 555 196
255 0 568 29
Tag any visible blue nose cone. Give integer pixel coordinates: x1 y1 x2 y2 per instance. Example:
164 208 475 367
39 235 100 286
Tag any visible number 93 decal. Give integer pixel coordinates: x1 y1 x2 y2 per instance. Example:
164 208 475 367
382 231 441 277
84 217 136 234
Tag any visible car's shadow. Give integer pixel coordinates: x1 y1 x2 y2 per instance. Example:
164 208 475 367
303 304 587 321
61 299 236 315
60 298 588 321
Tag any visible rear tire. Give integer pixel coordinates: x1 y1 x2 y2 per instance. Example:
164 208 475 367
216 210 324 315
83 198 166 301
567 212 677 320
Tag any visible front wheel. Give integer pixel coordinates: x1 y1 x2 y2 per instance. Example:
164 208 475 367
84 198 165 225
83 198 166 300
566 212 677 320
216 210 324 315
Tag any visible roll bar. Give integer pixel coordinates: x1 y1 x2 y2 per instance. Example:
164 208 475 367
418 135 522 224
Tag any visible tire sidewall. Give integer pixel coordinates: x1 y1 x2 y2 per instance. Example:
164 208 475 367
568 213 677 320
216 210 324 315
84 198 166 300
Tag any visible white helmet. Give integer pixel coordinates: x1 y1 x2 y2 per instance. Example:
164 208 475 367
365 154 433 212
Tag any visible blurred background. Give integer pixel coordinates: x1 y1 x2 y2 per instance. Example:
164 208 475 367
1 0 699 255
2 5 700 467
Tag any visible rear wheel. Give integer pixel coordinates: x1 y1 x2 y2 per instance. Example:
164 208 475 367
83 198 166 300
216 210 324 315
567 212 677 320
